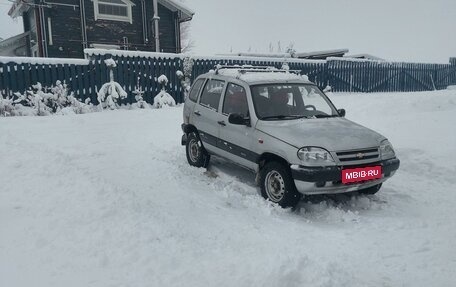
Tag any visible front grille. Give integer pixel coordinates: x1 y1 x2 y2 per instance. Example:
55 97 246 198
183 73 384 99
335 147 379 164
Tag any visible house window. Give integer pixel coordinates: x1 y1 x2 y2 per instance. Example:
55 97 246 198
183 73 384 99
94 0 133 23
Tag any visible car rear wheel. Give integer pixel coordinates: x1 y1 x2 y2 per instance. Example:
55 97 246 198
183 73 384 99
186 132 210 168
260 161 302 208
358 183 382 195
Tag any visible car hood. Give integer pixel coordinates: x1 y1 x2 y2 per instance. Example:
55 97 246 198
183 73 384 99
256 117 386 151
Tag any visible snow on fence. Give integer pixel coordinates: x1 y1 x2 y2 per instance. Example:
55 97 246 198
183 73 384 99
1 49 456 105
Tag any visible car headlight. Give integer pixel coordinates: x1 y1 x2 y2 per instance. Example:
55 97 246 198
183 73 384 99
380 140 395 159
297 147 335 166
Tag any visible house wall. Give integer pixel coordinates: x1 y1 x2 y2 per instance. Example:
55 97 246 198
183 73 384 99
157 4 178 53
36 0 181 58
44 0 84 58
84 0 145 51
144 1 179 53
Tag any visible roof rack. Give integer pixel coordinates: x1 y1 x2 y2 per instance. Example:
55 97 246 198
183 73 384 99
214 65 301 75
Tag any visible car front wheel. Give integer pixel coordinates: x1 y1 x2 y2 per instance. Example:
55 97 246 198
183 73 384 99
260 161 302 208
186 132 210 168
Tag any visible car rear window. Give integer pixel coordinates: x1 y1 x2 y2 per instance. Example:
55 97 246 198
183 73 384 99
199 79 225 111
188 78 205 102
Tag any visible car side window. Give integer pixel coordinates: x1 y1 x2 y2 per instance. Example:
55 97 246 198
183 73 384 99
188 79 205 102
199 79 225 111
222 83 249 117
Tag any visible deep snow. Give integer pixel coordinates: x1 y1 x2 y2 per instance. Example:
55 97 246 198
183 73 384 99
1 90 456 287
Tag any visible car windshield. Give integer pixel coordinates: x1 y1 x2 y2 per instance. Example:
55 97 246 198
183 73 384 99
250 84 339 120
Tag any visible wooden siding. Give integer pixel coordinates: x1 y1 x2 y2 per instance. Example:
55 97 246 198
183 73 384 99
44 0 84 58
84 0 145 51
34 0 181 58
157 4 178 53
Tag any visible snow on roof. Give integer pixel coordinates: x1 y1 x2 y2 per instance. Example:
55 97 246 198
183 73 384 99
345 54 385 61
0 32 29 57
0 32 29 49
326 56 385 63
294 49 349 59
215 68 310 84
158 0 195 22
217 52 292 58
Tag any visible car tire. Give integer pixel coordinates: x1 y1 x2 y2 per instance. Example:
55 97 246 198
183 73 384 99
358 183 382 195
186 132 210 168
260 161 302 208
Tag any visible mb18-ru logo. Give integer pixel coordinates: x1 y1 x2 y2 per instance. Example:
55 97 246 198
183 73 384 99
342 166 382 184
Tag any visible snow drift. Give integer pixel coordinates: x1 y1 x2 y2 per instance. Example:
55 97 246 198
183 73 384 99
1 90 455 287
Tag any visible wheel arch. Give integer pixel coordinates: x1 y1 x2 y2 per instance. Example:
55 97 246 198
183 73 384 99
183 124 198 135
257 152 290 171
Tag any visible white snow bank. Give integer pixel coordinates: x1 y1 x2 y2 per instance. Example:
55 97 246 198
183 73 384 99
1 90 456 286
0 56 89 65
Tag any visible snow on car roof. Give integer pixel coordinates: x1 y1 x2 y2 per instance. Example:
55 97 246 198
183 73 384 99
215 68 311 84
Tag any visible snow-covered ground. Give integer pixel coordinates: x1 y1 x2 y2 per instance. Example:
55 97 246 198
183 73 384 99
1 90 455 287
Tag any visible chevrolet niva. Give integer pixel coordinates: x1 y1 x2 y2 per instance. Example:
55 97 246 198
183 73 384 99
181 66 400 208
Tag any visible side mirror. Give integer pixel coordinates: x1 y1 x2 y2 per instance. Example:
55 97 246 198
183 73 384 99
228 113 250 126
338 109 346 117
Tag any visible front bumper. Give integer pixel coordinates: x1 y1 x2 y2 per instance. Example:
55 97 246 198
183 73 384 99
290 158 400 195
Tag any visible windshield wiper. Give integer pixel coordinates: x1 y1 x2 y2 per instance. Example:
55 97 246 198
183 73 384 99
313 114 339 118
260 115 308 120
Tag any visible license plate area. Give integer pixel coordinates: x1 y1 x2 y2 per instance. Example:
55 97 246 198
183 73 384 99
342 166 382 184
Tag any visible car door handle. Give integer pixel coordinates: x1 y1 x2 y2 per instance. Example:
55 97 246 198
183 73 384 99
194 110 201 116
217 121 226 126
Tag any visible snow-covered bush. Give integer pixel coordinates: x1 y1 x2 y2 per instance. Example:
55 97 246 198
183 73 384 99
153 74 176 108
132 76 149 109
176 70 191 99
0 94 16 116
97 58 127 110
157 75 168 87
183 56 194 79
1 81 93 117
281 62 290 71
177 56 195 100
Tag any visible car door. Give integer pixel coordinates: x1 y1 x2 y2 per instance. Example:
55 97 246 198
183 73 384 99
216 82 257 170
192 78 226 154
184 78 206 124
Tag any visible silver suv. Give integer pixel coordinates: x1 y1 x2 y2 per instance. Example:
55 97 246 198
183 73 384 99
181 66 400 207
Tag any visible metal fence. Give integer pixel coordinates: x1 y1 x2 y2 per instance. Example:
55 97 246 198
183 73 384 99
1 51 455 104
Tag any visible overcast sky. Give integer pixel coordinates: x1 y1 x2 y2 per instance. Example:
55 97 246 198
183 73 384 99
1 0 455 63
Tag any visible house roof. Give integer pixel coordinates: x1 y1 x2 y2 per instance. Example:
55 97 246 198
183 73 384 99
158 0 195 22
345 54 385 61
217 49 350 60
8 0 30 18
8 0 194 22
218 52 291 58
294 49 349 59
0 32 29 56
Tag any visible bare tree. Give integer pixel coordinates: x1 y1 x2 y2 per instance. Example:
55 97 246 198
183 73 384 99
180 21 195 53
